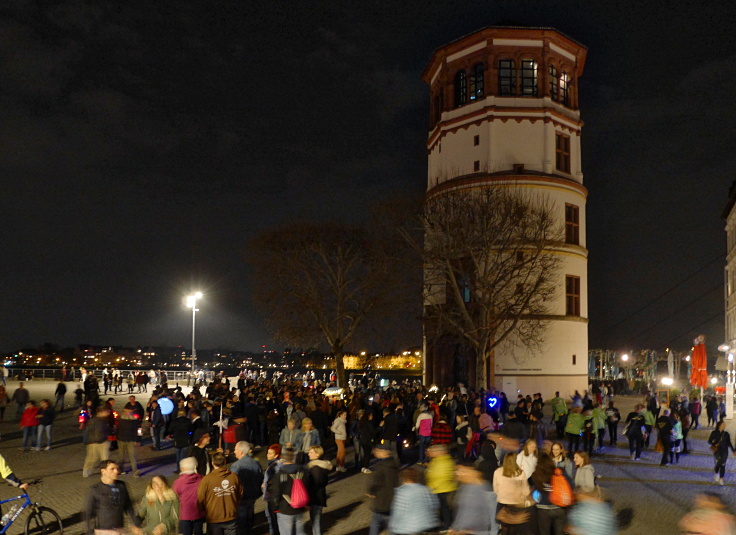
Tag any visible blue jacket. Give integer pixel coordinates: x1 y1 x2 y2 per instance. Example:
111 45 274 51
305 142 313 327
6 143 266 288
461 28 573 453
300 429 320 452
389 483 439 535
230 454 264 501
450 482 498 535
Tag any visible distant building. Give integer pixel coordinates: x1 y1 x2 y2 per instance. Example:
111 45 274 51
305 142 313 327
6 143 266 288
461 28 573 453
723 182 736 350
421 24 589 397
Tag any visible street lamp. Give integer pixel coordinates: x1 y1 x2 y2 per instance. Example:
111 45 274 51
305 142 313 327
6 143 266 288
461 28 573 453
187 292 203 384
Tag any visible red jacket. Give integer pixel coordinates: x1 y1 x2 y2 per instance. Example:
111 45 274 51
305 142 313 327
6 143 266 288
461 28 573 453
173 472 204 520
431 422 453 445
21 407 39 427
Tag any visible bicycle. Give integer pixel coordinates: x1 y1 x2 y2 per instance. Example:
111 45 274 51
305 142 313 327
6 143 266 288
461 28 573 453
0 479 63 535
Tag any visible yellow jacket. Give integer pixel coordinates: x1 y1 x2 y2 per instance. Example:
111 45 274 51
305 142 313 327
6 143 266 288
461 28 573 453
425 453 458 494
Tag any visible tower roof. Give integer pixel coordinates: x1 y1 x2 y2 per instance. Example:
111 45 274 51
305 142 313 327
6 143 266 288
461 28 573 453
422 25 587 83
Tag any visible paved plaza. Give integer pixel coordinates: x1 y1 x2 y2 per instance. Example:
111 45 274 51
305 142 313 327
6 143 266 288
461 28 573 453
1 379 735 534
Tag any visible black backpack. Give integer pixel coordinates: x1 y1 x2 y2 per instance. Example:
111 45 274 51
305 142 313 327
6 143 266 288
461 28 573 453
583 418 594 436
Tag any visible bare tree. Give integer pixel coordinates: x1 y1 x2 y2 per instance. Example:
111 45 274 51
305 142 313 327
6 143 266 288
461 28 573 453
249 220 409 387
413 186 563 389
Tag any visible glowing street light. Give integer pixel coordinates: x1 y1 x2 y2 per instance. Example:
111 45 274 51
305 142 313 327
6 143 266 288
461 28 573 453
621 354 629 362
711 377 718 384
187 292 203 381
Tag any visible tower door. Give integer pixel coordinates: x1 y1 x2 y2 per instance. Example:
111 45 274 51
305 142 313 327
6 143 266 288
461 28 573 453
501 376 517 396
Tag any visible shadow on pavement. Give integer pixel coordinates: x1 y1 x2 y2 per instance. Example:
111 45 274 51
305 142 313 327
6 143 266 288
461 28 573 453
616 507 634 530
319 501 365 533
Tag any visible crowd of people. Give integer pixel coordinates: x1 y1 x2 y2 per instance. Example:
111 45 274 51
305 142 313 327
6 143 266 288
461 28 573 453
1 371 736 534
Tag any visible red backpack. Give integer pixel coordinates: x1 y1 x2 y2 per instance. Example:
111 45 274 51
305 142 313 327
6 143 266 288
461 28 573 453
282 471 310 509
549 468 574 507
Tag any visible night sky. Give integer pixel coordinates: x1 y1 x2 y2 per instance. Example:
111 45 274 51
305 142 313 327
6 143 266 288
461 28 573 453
2 1 734 355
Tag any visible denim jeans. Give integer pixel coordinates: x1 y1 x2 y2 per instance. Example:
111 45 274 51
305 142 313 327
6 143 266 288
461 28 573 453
180 519 204 535
368 512 389 535
207 520 237 535
266 501 280 535
37 424 52 448
276 513 305 535
353 437 363 468
22 427 36 449
236 499 256 535
54 395 64 412
418 435 432 463
151 426 165 449
309 505 323 535
175 447 188 466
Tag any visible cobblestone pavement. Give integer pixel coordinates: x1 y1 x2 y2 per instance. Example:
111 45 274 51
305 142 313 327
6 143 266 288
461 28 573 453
2 381 735 534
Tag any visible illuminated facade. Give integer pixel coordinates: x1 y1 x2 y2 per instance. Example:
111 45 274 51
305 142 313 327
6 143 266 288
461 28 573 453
422 25 589 397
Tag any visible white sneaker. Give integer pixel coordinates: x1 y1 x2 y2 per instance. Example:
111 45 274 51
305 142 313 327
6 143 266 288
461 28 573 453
716 474 721 483
362 468 373 474
720 478 725 486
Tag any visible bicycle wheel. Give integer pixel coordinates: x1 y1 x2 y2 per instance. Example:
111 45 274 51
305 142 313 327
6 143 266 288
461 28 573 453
25 506 63 535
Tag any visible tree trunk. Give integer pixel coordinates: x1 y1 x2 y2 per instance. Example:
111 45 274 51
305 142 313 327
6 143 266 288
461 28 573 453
476 351 487 391
333 346 347 389
488 350 495 393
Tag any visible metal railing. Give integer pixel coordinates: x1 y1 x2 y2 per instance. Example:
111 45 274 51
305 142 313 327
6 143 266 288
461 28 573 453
7 368 217 384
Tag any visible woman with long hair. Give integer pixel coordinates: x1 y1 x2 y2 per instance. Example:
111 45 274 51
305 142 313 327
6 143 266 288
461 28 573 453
573 451 595 493
532 453 572 535
300 418 320 452
331 410 348 472
708 420 735 485
493 452 535 534
517 439 539 480
550 441 574 479
138 475 179 535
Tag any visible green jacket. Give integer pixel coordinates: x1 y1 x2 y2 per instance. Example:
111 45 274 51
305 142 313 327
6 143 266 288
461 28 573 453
564 412 584 435
138 495 179 535
643 410 655 426
592 407 607 429
551 397 568 421
673 421 683 440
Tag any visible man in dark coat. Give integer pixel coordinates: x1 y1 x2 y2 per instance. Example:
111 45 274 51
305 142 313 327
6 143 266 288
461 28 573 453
230 441 263 535
85 460 142 535
117 407 141 476
366 444 399 535
168 409 193 468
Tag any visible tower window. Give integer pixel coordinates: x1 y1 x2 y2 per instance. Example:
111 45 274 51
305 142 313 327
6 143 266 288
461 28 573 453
565 204 580 245
456 274 472 303
454 70 467 107
520 59 538 97
566 275 581 316
549 65 558 101
474 160 480 172
556 133 571 173
474 135 479 146
498 59 516 96
470 63 485 101
560 72 571 106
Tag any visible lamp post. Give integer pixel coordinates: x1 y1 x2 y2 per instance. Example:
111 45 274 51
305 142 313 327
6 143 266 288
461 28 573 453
187 292 203 385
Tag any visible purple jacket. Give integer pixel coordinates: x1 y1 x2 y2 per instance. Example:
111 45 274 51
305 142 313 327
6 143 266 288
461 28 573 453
172 472 204 520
